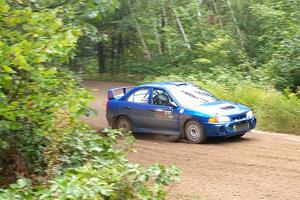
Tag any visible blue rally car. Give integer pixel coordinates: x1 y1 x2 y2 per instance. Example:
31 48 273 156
106 82 256 144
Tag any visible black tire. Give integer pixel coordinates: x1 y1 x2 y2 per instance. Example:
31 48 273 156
184 120 206 144
116 116 133 133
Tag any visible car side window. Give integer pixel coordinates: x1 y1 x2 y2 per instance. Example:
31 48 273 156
127 88 150 104
152 89 171 106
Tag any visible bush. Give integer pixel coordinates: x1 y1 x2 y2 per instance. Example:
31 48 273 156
0 2 180 199
0 129 180 200
0 2 87 184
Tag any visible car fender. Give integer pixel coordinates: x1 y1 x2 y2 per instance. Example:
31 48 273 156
179 114 201 138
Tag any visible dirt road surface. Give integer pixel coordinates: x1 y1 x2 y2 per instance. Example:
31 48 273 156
83 80 300 200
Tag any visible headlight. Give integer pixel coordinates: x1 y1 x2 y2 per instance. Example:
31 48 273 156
208 116 231 123
246 111 254 118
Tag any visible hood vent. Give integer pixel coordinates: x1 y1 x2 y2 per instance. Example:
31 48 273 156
221 105 235 110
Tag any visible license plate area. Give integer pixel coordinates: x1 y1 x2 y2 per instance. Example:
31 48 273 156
234 122 249 132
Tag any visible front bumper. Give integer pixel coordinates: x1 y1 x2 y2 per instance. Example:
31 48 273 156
202 117 257 137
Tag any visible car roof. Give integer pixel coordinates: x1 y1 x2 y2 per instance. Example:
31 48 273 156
139 82 191 88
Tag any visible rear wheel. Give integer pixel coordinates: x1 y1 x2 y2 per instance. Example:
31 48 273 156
185 120 206 144
116 116 133 133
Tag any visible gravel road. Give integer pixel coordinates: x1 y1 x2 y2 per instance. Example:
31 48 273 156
83 80 300 200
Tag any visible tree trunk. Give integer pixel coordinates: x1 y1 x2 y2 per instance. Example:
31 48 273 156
116 33 123 67
173 8 191 50
134 19 151 60
211 0 224 29
161 4 171 52
117 0 124 68
224 0 247 51
97 42 105 73
128 0 151 60
110 37 115 72
153 18 162 55
195 0 203 17
194 0 206 42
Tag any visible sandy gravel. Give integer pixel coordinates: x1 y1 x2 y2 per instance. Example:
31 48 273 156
83 80 300 200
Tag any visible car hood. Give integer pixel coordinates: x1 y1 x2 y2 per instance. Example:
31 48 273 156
185 100 250 117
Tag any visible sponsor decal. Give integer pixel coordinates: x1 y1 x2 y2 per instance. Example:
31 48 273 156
155 108 173 119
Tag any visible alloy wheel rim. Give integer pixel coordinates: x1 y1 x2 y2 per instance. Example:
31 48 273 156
187 123 201 141
118 119 130 132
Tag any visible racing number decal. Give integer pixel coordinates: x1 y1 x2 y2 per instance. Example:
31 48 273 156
154 108 174 119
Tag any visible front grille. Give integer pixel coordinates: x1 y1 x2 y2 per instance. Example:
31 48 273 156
234 122 249 132
230 113 247 121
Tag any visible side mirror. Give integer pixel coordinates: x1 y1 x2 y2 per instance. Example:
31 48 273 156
169 101 177 107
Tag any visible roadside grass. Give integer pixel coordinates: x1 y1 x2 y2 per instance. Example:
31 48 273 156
84 73 300 135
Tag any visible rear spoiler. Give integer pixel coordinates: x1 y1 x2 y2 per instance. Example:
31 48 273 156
108 86 134 100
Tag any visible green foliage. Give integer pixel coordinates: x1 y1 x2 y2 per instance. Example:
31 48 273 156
0 0 90 177
250 0 300 90
0 129 180 200
77 0 299 93
265 35 300 90
77 0 300 135
0 1 180 199
195 35 247 69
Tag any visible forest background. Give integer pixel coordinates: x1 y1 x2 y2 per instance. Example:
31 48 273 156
0 0 299 199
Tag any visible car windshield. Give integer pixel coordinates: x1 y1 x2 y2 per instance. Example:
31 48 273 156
166 84 219 107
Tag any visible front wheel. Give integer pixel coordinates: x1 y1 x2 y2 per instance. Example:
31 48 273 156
184 120 206 144
116 116 133 133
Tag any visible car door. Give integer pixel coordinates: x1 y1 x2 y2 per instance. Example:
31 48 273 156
147 88 180 132
120 87 153 130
